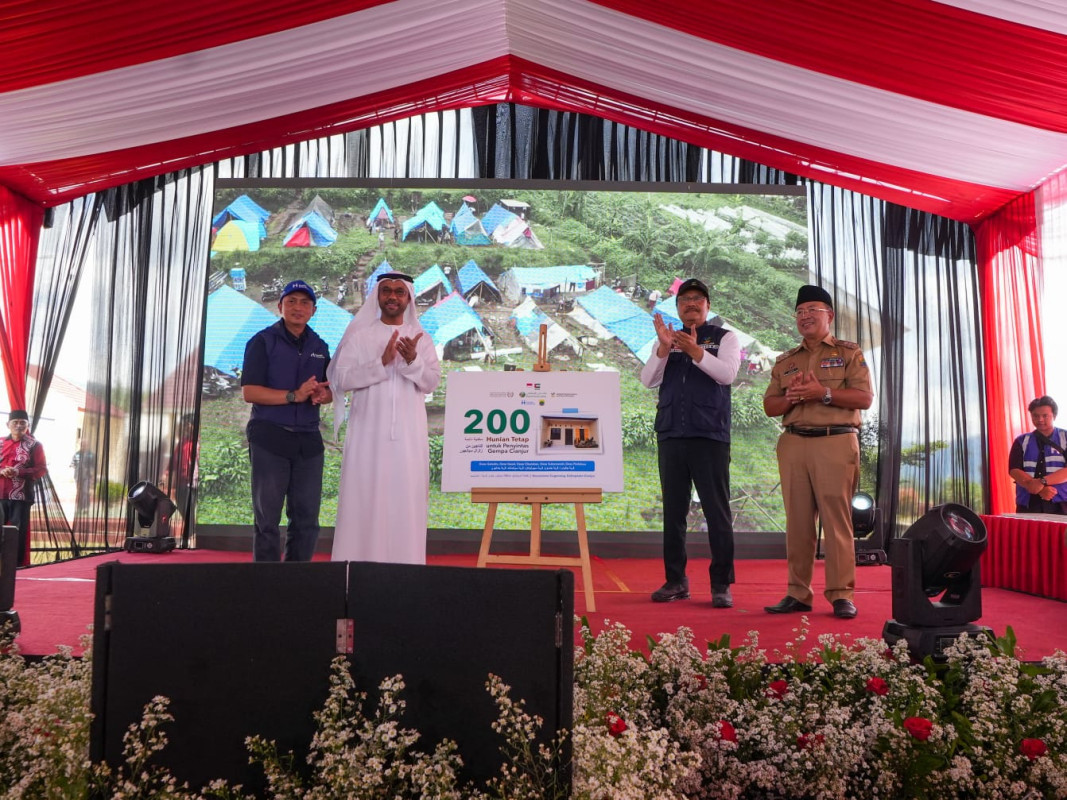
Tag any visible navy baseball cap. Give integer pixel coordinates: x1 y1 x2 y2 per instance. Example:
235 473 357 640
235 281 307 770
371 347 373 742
279 280 316 303
676 277 710 301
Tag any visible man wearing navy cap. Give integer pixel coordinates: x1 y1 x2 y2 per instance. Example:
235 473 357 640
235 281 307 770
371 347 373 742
640 277 740 608
763 285 873 619
241 280 332 561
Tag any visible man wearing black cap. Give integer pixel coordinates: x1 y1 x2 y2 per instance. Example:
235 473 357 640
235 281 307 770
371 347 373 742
763 285 873 619
0 410 48 566
640 277 740 607
242 280 332 561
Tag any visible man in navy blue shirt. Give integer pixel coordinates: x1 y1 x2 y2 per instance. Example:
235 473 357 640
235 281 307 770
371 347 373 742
640 278 741 608
241 280 332 561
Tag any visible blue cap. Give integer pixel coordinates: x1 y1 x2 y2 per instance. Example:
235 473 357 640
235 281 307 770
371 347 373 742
280 280 316 304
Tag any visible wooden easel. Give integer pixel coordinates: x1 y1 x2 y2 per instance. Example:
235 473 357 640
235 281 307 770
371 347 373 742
472 487 601 611
472 323 599 610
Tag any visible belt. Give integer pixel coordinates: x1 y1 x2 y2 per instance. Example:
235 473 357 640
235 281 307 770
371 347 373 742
785 425 859 437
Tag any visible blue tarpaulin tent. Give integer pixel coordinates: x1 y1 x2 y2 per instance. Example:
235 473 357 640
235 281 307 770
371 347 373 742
457 259 502 302
576 285 657 362
283 210 338 247
308 297 353 353
449 205 491 246
509 298 579 355
480 203 515 236
413 264 452 302
203 285 277 376
211 220 262 253
401 201 447 241
498 265 596 303
420 293 488 351
367 197 394 226
212 194 269 238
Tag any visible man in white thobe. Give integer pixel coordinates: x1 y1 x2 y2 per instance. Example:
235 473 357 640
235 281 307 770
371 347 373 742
328 273 441 563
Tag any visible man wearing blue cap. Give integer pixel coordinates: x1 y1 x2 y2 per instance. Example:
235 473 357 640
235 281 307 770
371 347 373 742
641 277 740 608
763 284 873 619
241 280 332 561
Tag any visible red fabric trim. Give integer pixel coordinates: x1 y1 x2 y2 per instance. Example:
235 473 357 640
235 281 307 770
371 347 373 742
590 0 1067 133
980 515 1067 601
0 0 394 92
0 187 42 410
975 190 1043 515
0 55 1016 222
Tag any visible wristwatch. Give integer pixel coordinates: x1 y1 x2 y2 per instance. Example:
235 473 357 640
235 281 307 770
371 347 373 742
822 388 833 406
285 390 297 404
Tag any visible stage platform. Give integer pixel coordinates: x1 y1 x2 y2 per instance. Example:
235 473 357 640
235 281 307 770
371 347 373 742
8 548 1066 660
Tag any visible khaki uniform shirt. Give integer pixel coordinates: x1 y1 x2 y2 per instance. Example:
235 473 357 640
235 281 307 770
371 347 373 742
764 334 872 427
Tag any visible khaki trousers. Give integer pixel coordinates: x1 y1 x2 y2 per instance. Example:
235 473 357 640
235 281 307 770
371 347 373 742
776 432 859 605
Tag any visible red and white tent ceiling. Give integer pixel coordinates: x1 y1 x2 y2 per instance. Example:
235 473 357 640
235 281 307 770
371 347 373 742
3 0 1067 223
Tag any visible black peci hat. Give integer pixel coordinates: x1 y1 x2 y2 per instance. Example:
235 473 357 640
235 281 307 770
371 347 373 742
795 284 833 310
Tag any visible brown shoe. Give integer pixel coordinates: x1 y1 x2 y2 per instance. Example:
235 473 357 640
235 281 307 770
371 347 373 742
764 596 812 614
832 599 858 619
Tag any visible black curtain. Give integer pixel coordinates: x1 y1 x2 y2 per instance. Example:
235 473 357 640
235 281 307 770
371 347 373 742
809 184 985 539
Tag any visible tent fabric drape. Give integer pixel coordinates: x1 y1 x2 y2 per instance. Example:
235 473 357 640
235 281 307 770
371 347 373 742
7 0 1067 222
0 186 43 410
975 190 1043 515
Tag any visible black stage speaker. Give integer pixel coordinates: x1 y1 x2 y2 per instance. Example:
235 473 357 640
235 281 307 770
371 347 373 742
90 561 572 794
0 525 19 632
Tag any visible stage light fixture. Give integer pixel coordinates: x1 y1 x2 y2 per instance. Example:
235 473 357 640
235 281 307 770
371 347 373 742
125 481 177 553
882 503 993 660
851 491 887 566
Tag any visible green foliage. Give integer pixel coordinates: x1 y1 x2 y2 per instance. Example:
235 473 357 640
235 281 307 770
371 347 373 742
429 434 444 485
730 384 778 433
198 433 251 494
620 407 656 449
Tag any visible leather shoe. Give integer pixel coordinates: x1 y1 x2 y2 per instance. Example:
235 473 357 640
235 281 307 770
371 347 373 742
764 596 812 614
651 579 690 603
832 599 858 619
711 585 733 608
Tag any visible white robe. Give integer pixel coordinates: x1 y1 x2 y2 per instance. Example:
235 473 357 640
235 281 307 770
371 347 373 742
330 320 441 564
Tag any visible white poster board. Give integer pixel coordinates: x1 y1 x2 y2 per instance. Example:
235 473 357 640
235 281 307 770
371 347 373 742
442 371 623 492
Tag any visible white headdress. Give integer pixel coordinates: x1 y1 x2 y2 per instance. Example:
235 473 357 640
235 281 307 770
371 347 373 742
327 273 424 436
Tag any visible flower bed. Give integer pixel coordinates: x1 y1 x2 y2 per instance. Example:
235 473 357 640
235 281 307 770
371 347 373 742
1 620 1064 799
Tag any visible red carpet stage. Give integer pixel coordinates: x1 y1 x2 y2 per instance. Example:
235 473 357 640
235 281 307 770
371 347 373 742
10 549 1066 660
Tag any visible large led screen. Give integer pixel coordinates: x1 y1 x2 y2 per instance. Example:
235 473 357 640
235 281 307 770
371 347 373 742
201 183 811 533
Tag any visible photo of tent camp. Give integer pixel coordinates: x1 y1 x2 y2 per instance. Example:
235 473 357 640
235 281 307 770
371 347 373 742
198 186 810 534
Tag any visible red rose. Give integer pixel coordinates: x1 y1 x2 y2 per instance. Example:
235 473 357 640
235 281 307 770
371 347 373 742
796 732 825 750
606 712 627 738
904 717 933 741
694 674 708 691
717 720 737 743
866 677 889 696
1020 738 1047 760
767 679 789 699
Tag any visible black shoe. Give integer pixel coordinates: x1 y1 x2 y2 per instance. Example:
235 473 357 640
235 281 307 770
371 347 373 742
651 579 690 603
832 599 858 619
711 585 733 608
764 596 812 614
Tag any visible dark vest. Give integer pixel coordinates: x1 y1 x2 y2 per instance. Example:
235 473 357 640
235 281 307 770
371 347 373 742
654 324 731 443
248 321 329 433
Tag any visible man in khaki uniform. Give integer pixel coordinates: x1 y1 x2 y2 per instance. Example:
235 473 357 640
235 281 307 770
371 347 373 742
762 285 873 619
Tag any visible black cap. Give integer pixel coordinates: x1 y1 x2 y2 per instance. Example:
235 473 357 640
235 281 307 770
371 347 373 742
676 278 710 301
795 284 833 310
378 272 414 283
8 410 28 421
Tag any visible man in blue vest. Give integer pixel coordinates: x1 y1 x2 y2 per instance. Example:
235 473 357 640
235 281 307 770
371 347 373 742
242 280 332 561
641 278 741 608
1009 395 1067 514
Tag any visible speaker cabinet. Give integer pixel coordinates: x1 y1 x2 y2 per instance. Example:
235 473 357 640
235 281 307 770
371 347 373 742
90 561 572 793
